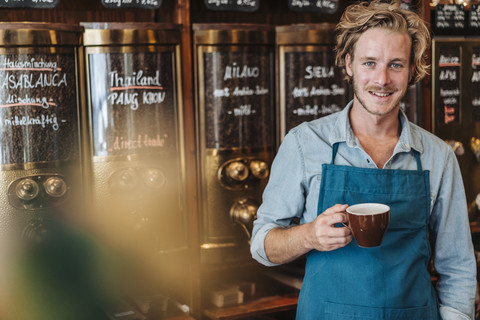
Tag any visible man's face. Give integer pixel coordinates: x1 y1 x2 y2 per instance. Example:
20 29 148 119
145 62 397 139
345 28 413 117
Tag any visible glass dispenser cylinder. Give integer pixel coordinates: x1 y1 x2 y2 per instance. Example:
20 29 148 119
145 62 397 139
275 23 349 142
82 22 189 310
0 22 83 245
193 23 275 264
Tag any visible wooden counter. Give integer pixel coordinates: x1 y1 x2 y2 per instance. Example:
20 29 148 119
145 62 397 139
203 293 298 320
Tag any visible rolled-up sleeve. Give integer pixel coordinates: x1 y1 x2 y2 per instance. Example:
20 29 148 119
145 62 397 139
430 150 477 319
250 131 307 266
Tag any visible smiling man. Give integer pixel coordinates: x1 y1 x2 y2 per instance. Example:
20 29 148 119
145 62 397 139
250 1 476 319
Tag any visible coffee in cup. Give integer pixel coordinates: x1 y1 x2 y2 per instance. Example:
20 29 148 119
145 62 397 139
346 203 390 248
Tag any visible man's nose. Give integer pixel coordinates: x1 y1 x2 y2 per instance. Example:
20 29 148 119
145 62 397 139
374 66 391 86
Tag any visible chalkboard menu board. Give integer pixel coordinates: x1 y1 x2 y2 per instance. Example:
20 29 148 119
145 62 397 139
469 4 480 30
282 49 346 133
0 52 79 164
203 49 274 149
101 0 161 9
436 46 461 126
473 47 480 121
204 0 258 12
288 0 338 13
435 4 465 30
0 0 59 8
88 51 177 157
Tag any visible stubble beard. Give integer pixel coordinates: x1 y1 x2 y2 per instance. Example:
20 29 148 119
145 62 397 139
351 75 406 117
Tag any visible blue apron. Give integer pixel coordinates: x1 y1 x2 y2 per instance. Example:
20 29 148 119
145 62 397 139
296 143 440 319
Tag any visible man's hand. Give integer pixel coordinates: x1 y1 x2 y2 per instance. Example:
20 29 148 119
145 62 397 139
306 204 352 251
264 204 352 264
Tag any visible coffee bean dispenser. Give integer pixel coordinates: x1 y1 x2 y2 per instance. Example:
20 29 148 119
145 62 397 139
0 22 83 251
193 24 275 264
82 23 190 310
275 23 349 141
0 23 85 317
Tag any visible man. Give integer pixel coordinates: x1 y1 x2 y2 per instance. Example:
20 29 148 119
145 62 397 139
250 1 477 319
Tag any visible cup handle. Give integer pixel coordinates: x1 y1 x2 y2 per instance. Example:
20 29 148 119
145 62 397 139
341 222 350 230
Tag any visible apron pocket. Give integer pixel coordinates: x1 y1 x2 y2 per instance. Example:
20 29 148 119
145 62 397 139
324 301 432 320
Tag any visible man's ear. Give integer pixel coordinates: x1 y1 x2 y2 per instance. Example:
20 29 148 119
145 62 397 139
345 53 353 77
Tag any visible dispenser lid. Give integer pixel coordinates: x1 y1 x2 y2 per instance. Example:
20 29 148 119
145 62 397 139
193 23 274 45
81 22 182 46
0 22 83 46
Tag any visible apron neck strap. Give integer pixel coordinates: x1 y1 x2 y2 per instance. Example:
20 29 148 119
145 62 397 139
413 149 423 171
331 142 423 171
331 143 339 164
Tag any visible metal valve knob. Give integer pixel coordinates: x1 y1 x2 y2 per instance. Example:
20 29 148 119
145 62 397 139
142 168 166 189
445 140 464 156
230 198 258 240
249 160 269 179
117 169 138 190
44 176 67 198
225 161 249 182
16 178 39 201
471 137 480 162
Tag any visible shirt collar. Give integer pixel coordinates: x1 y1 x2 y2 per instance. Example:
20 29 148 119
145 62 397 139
328 100 424 154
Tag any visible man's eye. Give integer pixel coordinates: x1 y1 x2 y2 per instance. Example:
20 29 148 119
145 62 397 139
391 63 402 69
364 61 375 67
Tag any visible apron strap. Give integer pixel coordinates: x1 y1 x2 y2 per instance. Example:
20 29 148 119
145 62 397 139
331 142 423 171
413 150 423 171
331 143 339 165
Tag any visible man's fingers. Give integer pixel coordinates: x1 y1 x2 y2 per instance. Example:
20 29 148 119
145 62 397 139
320 234 353 251
323 204 348 215
325 227 352 238
308 204 353 251
318 211 348 226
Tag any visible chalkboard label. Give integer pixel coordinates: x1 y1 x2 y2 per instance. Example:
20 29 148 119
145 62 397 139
472 48 480 121
0 52 79 164
469 4 480 30
88 51 177 157
202 49 274 149
0 0 59 8
101 0 161 9
282 49 347 134
288 0 338 14
436 46 461 125
204 0 259 12
435 4 465 29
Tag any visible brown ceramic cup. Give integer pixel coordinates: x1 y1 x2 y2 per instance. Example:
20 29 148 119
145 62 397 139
346 203 390 248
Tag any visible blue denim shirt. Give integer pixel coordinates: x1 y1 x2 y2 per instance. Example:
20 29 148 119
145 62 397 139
251 102 477 319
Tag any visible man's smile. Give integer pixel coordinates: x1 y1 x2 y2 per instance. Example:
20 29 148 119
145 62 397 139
369 91 393 97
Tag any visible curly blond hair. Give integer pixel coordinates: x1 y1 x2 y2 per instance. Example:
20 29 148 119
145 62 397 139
334 0 430 85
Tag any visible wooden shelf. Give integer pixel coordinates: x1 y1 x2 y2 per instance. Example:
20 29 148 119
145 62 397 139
203 293 298 320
